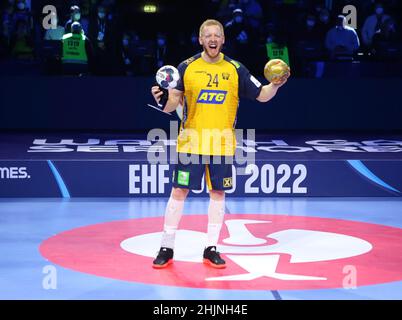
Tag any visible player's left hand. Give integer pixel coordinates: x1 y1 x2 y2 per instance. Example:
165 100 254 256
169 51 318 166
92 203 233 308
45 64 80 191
272 75 289 88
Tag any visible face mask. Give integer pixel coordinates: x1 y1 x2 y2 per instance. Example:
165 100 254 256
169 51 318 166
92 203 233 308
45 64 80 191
74 13 81 20
307 20 315 27
17 3 25 10
234 16 243 24
122 39 129 46
321 15 329 23
376 8 384 15
98 12 105 19
157 39 165 47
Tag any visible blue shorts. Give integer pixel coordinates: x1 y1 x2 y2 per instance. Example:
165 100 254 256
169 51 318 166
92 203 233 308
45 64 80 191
172 153 234 191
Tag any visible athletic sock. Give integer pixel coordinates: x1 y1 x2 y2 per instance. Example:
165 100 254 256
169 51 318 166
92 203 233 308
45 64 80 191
206 198 225 247
160 197 185 249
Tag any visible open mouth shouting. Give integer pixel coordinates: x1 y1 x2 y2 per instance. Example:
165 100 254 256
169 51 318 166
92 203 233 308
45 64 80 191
206 42 219 57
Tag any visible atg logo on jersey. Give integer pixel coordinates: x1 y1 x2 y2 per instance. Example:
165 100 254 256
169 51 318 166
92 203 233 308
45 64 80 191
197 90 227 104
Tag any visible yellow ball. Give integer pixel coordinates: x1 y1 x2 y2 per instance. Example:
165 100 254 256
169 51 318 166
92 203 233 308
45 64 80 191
264 59 290 84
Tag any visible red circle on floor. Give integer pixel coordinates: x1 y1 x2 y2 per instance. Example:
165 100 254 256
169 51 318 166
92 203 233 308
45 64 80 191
40 214 402 290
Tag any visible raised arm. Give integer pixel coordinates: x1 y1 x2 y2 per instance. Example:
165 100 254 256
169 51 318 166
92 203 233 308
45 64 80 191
256 81 287 103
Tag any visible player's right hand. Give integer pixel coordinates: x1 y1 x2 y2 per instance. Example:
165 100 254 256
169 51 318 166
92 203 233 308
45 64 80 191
151 86 163 104
151 85 169 110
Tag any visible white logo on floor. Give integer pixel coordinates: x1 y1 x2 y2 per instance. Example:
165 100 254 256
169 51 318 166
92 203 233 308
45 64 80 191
120 219 372 281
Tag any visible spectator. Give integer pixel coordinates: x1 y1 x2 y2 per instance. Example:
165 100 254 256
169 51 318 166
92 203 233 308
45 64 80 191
291 12 324 60
91 5 107 49
65 5 88 35
155 32 168 68
64 5 80 33
289 13 325 76
1 3 15 51
89 4 117 75
10 19 33 59
119 32 136 76
61 21 92 76
374 17 399 43
119 30 156 76
224 8 254 62
325 15 360 59
12 0 32 34
372 17 401 60
239 0 263 29
317 8 332 39
301 14 321 42
13 0 31 23
216 0 239 23
313 2 324 16
44 11 65 40
361 3 391 47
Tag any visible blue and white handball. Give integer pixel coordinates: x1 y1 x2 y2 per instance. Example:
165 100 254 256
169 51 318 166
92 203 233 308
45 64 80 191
156 65 180 89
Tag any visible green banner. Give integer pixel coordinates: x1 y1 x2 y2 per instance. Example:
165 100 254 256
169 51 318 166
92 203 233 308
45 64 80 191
266 42 290 67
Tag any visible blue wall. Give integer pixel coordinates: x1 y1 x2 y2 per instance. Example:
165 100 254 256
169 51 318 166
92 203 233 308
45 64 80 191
0 76 401 131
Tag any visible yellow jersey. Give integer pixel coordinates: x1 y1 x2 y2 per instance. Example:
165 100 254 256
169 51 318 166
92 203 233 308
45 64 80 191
176 52 262 156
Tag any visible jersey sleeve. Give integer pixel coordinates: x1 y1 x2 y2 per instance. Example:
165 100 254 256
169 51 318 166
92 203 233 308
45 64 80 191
237 62 262 100
175 62 187 92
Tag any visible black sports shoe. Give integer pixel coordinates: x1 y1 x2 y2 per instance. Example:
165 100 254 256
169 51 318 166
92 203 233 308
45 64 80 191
152 247 174 269
203 246 226 269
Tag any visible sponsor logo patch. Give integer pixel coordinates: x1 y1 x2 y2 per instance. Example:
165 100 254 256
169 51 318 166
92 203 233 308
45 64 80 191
177 170 190 186
196 90 227 104
223 177 232 188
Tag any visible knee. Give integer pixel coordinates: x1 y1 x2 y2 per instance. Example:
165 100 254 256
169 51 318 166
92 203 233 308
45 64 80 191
171 187 189 201
209 190 225 201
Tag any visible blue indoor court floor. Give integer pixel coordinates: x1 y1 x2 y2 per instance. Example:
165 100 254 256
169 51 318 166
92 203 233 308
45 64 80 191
1 197 402 300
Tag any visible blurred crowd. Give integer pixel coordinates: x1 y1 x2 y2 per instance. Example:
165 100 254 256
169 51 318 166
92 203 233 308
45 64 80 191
0 0 401 77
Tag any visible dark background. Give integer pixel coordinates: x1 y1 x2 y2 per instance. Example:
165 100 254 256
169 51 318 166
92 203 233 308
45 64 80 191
0 0 401 131
1 76 400 131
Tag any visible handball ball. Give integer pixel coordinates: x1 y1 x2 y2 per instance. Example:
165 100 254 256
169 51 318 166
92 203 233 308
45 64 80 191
156 65 180 89
264 59 290 84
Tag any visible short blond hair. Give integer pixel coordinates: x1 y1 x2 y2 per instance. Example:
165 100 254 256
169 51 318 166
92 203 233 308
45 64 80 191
199 19 225 37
